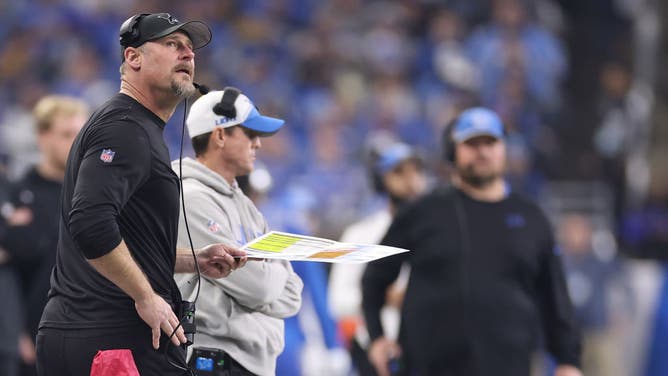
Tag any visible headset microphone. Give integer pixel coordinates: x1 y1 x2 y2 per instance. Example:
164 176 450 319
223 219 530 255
193 82 210 95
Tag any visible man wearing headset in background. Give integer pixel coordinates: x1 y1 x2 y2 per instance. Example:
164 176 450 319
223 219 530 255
362 107 582 376
36 13 246 376
174 88 303 376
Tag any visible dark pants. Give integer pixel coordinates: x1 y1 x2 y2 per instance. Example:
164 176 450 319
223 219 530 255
0 352 19 376
223 360 255 376
20 360 37 376
36 325 188 376
405 343 531 376
350 338 378 376
205 357 255 376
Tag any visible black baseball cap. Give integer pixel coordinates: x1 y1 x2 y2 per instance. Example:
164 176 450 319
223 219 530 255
119 13 212 52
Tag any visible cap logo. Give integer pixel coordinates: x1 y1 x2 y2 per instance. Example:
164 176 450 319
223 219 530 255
157 14 179 24
215 116 236 125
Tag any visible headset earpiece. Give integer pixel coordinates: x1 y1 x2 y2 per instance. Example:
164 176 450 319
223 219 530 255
442 119 457 163
119 13 149 48
212 87 241 118
367 149 387 194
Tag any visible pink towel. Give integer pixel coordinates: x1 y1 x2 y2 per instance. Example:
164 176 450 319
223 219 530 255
89 349 140 376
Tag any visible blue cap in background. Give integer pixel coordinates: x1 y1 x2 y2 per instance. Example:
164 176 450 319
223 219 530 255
452 107 504 143
376 142 418 175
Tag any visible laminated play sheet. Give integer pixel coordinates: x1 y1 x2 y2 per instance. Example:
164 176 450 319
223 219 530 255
241 231 409 263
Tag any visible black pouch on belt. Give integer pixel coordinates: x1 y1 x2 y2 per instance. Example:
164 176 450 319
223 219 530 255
189 346 229 375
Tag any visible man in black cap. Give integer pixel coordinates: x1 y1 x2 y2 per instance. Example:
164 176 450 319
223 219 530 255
35 13 247 376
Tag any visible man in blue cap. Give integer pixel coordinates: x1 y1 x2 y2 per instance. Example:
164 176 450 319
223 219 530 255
362 107 583 376
36 13 246 376
174 87 303 376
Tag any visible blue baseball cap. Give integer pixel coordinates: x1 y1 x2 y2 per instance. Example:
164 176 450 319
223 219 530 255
452 107 504 143
376 142 420 175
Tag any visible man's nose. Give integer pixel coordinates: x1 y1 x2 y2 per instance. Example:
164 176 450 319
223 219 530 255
181 46 195 60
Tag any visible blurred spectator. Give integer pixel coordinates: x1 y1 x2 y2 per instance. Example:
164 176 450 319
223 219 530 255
364 75 428 148
0 173 22 376
52 43 116 107
464 0 568 196
0 95 87 376
295 119 370 239
486 62 558 197
593 59 654 218
467 0 567 111
285 261 351 376
621 186 668 261
621 183 668 376
620 174 668 376
558 212 632 376
643 264 668 376
258 184 350 376
417 5 479 144
0 78 47 180
237 160 273 205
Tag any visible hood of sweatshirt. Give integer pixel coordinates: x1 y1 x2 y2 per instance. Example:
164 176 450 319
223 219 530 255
171 157 237 197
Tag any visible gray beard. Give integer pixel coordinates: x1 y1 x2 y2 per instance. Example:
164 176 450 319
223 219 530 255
171 79 195 99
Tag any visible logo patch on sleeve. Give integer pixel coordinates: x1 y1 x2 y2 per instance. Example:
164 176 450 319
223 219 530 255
100 149 115 163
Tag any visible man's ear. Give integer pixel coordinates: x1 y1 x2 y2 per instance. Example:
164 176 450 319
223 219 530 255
124 47 142 70
212 127 226 149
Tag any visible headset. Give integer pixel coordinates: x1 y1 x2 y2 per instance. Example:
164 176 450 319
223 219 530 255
119 13 150 48
441 118 459 163
213 87 241 118
367 146 388 194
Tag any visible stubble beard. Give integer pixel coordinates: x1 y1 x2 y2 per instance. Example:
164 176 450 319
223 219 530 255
457 164 501 189
171 78 196 99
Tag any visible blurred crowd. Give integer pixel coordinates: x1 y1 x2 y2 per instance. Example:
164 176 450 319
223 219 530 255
0 0 666 375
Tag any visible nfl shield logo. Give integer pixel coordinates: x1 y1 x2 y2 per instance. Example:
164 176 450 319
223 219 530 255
207 220 220 233
100 149 115 163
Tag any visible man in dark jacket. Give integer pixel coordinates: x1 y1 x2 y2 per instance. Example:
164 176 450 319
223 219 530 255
1 95 87 376
35 14 246 376
362 107 582 376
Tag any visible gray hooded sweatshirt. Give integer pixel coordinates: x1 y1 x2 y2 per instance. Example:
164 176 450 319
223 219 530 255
173 158 303 376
